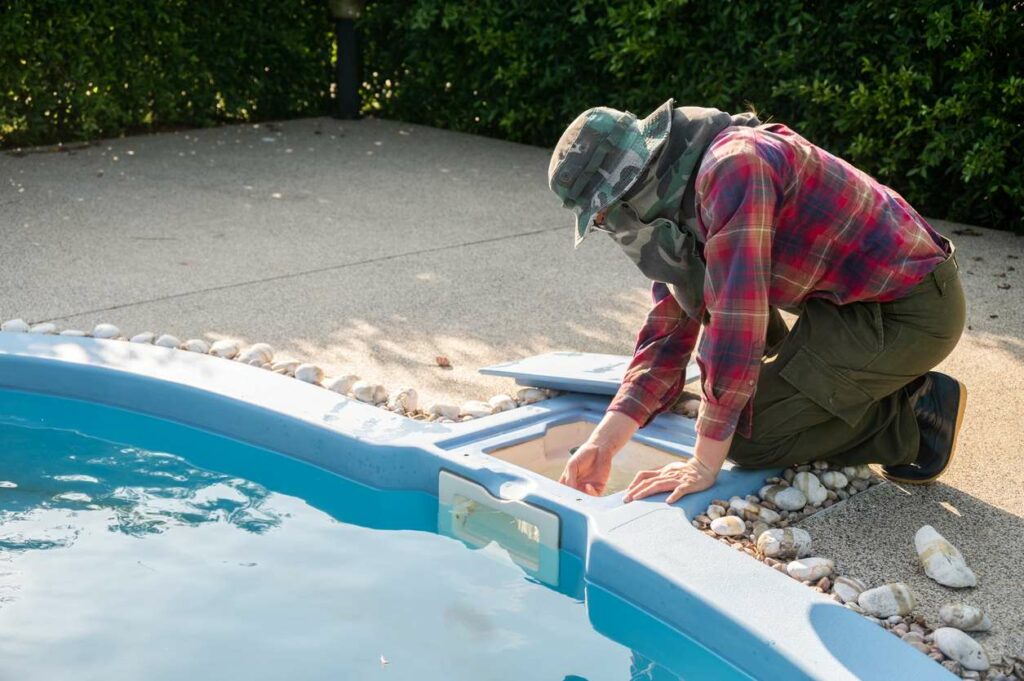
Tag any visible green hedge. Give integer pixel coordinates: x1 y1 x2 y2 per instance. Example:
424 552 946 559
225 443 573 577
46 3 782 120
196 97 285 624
3 1 1021 231
360 1 1023 233
0 0 333 147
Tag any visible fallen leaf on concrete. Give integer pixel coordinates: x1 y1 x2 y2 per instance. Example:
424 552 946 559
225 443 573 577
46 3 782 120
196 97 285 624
435 355 452 368
997 283 1012 290
953 227 983 236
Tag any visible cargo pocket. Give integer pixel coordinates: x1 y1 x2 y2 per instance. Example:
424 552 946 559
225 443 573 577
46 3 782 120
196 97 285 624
779 346 875 428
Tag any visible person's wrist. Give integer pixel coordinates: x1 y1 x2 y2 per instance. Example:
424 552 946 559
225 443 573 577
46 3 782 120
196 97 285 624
593 412 638 457
691 455 719 479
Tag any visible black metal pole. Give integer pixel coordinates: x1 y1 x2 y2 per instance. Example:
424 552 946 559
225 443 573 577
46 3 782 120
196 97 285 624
334 17 361 119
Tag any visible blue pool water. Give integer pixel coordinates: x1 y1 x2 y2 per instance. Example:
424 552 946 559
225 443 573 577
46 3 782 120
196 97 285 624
0 390 748 680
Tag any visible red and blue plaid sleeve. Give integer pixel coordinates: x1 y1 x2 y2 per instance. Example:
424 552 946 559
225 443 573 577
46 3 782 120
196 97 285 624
693 138 779 440
607 282 701 427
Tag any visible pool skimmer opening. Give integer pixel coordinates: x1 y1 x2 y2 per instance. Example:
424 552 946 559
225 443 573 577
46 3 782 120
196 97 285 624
438 470 560 586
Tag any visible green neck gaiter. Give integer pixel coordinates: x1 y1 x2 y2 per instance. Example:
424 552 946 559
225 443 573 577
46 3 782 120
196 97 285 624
602 106 760 321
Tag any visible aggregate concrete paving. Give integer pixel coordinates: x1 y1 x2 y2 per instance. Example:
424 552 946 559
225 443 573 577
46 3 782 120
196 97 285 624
2 117 1021 665
1 117 651 408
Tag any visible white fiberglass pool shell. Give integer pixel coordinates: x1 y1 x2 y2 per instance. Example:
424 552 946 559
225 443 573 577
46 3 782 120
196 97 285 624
0 333 954 681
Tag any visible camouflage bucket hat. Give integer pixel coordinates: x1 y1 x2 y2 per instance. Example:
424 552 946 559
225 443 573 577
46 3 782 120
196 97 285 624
548 99 674 247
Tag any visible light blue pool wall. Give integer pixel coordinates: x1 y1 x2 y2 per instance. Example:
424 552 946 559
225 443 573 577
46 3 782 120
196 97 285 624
0 334 955 681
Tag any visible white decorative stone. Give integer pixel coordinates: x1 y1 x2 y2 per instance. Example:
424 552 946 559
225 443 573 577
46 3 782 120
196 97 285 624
352 380 376 402
706 504 726 520
28 322 57 334
488 394 516 413
130 332 156 344
833 576 868 604
181 339 210 353
294 364 323 384
939 604 992 632
750 521 771 541
792 472 828 505
154 334 181 348
729 497 780 524
760 484 807 511
388 387 419 413
932 628 989 671
757 528 812 559
1 318 30 332
324 374 359 394
915 525 977 588
840 466 859 480
516 388 547 405
59 329 86 336
92 323 121 339
238 343 274 365
270 360 299 375
857 583 916 617
854 464 872 479
786 557 834 581
429 403 460 420
819 471 849 490
209 339 240 359
710 516 746 537
460 400 493 418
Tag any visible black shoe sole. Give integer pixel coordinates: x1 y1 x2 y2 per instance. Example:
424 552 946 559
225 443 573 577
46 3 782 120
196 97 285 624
882 380 967 485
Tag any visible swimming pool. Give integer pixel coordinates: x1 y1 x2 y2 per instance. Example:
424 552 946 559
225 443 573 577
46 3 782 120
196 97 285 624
0 389 748 680
0 333 954 680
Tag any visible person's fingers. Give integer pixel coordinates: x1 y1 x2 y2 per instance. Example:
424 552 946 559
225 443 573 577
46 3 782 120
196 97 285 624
564 458 578 487
624 477 676 502
625 475 664 500
666 482 692 504
632 478 677 501
584 483 598 496
629 468 659 486
626 468 659 492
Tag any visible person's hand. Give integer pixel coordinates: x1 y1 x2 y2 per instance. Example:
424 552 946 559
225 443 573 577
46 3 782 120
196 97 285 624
558 442 611 496
559 411 639 496
623 457 717 504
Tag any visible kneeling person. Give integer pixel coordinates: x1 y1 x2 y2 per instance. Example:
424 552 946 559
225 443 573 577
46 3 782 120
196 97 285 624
548 100 967 502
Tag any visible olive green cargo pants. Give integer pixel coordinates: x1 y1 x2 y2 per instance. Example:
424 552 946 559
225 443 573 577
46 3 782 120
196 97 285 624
727 250 966 468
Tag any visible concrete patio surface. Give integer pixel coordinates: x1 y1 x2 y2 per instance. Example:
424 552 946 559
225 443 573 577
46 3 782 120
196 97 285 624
2 117 1022 665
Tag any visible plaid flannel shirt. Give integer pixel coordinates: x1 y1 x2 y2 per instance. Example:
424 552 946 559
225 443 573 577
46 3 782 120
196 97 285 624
607 124 950 440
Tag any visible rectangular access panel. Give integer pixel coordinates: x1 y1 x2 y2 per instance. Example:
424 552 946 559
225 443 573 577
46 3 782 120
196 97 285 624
480 352 700 396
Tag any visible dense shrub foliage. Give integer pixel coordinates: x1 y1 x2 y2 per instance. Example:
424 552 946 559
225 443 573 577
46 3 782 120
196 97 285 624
361 1 1023 232
2 1 1020 230
0 1 333 147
